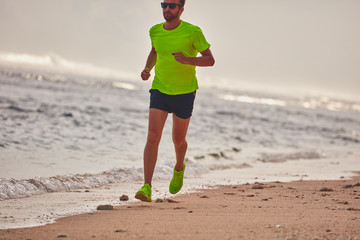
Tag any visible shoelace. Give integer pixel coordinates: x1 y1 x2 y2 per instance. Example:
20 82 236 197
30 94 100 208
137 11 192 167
173 172 182 186
142 185 151 195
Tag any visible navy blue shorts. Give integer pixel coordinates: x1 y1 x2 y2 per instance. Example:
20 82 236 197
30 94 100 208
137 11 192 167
149 89 196 119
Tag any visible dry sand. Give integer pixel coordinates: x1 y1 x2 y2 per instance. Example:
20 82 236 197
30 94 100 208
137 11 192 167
1 177 360 240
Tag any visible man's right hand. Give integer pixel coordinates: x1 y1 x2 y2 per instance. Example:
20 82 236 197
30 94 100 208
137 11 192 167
141 67 151 81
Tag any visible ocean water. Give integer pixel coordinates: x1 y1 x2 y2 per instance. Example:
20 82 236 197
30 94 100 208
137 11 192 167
1 53 360 204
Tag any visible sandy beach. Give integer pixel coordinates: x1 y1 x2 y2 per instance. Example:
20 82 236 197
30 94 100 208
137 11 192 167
1 2 360 239
1 176 359 240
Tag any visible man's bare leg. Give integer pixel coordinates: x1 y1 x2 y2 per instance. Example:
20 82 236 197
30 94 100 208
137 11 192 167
172 114 191 171
144 108 168 186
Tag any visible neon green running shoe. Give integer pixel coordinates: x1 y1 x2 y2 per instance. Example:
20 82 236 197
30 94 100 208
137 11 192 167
169 163 185 194
135 184 152 202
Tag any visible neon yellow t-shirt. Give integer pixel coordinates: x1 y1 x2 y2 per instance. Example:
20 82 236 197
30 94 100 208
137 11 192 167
150 21 211 95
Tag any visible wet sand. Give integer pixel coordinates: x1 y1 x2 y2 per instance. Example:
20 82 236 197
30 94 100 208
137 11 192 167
1 177 360 240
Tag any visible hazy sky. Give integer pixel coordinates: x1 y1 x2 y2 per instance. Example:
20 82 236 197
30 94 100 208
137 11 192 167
1 0 359 100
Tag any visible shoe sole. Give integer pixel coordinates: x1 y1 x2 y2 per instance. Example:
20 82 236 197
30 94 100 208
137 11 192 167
170 187 182 194
135 192 151 202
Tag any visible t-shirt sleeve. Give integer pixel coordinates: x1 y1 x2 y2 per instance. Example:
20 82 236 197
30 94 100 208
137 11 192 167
149 28 154 47
192 27 211 53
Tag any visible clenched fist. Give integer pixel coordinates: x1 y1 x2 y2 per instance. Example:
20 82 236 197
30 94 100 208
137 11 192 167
141 67 151 80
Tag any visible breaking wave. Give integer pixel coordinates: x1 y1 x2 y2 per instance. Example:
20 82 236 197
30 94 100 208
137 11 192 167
0 168 142 200
0 162 208 201
0 52 137 81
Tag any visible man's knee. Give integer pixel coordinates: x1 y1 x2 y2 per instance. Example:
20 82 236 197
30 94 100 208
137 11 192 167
173 136 187 148
147 131 162 145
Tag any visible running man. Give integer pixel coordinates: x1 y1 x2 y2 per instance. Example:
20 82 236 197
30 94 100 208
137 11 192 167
135 0 215 202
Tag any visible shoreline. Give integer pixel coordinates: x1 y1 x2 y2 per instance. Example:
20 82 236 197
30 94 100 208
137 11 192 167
0 156 359 230
1 176 360 239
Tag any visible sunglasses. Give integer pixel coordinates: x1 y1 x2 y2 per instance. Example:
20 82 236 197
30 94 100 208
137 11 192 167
161 2 183 9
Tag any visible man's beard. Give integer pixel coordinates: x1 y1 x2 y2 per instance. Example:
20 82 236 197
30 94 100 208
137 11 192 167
163 9 180 22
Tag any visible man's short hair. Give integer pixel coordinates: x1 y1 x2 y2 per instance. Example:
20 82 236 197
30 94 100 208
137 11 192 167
179 0 185 6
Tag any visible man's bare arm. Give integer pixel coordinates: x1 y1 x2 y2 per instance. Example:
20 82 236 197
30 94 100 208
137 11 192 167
172 48 215 67
141 47 157 81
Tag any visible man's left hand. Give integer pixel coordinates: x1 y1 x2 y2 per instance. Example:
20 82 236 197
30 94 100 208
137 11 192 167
172 52 190 65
